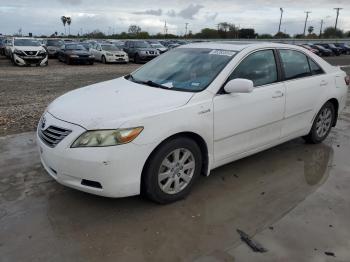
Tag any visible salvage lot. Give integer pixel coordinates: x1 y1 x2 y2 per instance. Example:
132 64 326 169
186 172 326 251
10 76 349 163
1 54 350 261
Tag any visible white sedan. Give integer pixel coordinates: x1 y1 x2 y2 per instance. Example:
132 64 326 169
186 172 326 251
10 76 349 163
37 42 348 203
90 43 129 63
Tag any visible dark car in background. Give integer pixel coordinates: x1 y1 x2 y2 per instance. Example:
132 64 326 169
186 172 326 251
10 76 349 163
45 39 64 58
308 44 333 56
0 38 5 55
123 40 159 63
334 43 350 54
57 43 95 65
318 43 342 56
299 44 320 56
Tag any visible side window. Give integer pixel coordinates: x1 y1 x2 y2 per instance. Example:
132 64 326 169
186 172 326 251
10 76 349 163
229 50 278 87
308 59 323 75
279 50 311 80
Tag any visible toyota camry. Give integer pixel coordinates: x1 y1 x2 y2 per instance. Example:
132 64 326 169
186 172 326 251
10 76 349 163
37 42 349 203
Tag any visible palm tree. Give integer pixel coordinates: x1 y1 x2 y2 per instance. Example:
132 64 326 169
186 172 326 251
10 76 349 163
66 17 72 36
61 16 67 35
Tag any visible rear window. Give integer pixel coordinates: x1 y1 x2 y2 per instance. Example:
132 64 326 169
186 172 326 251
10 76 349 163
279 50 311 80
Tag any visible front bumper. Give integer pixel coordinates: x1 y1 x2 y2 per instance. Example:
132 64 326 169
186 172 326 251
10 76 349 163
36 112 153 198
13 54 48 66
106 55 129 63
69 56 95 64
139 54 158 61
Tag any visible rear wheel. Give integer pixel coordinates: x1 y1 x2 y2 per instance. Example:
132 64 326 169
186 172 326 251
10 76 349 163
303 102 335 144
143 137 202 204
134 54 140 64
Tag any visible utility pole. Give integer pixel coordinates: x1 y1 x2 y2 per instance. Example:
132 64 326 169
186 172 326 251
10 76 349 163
334 8 343 30
319 19 324 37
278 8 283 33
303 11 311 36
164 21 168 38
185 23 189 37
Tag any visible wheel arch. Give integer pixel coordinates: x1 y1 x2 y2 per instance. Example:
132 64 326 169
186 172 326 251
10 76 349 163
328 98 339 127
140 131 210 194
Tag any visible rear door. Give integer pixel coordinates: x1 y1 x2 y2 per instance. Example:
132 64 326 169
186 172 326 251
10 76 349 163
278 49 332 137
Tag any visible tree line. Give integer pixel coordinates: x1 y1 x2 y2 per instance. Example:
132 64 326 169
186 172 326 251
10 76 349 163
48 21 350 39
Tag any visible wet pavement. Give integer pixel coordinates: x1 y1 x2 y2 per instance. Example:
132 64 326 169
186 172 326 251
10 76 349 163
0 97 349 261
1 62 350 261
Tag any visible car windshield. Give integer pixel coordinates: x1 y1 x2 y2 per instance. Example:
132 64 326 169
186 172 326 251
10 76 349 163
14 39 40 46
151 44 164 48
65 44 85 50
134 41 151 48
329 44 336 48
316 45 326 50
101 45 120 51
47 40 63 46
130 48 236 92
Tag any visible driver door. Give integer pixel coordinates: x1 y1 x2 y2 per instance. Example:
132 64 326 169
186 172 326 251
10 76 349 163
213 49 286 164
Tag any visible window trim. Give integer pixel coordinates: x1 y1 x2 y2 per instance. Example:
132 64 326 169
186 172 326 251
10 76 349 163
218 48 281 94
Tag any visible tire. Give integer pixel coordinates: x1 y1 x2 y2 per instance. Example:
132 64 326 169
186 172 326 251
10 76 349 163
303 102 335 144
101 55 106 64
143 137 202 204
134 54 140 64
89 61 94 65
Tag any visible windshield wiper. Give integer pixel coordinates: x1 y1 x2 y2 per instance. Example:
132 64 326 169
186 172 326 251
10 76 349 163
143 80 169 89
126 75 169 89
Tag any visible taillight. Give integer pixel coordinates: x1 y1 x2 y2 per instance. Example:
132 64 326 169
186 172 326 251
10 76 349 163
345 75 350 86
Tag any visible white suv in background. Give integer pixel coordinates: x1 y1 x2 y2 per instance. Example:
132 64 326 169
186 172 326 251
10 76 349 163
90 43 128 64
10 38 48 66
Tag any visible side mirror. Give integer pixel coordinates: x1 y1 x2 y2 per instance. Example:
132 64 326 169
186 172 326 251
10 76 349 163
224 78 254 94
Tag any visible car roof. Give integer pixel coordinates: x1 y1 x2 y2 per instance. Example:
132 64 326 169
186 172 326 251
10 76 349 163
178 41 297 51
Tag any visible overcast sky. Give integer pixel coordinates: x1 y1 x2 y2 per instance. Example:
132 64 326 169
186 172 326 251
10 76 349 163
0 0 350 36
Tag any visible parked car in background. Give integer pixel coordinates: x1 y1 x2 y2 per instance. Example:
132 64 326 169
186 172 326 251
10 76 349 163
0 38 5 55
45 39 64 58
123 40 159 63
37 42 348 203
318 43 342 56
90 43 128 63
334 43 350 54
148 41 168 53
159 40 180 49
9 37 48 66
309 44 333 56
299 44 320 56
80 42 92 52
4 37 13 58
57 43 94 65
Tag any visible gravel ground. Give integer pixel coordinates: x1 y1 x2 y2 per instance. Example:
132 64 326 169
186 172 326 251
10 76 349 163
0 56 140 136
1 54 349 136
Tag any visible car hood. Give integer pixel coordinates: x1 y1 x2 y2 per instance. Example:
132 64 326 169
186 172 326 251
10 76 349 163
67 50 90 55
106 50 126 55
15 46 45 51
48 77 194 130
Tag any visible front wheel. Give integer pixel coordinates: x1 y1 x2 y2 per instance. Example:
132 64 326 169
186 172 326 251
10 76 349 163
143 137 202 204
303 102 335 144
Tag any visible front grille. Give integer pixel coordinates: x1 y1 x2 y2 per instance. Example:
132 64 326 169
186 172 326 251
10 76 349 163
79 54 89 58
24 51 38 56
38 125 71 148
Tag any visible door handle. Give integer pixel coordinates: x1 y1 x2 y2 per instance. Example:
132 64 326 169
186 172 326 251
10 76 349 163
320 80 328 86
272 91 284 98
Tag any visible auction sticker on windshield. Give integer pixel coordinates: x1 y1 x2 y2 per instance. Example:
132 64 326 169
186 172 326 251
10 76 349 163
209 50 236 56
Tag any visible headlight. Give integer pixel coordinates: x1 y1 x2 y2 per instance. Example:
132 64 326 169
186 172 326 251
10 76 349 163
71 127 143 148
70 54 79 58
89 55 95 58
39 50 47 55
14 49 23 55
106 52 113 56
139 51 147 55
